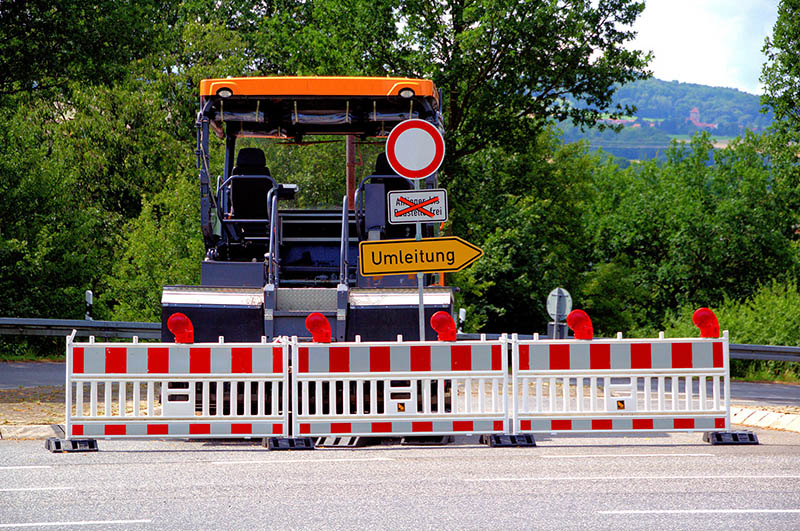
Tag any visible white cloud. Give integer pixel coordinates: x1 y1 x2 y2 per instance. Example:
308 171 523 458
627 0 779 94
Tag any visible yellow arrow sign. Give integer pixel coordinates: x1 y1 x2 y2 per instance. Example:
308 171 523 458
359 236 483 276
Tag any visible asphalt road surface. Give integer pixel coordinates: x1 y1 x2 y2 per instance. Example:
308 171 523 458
1 429 799 529
3 362 798 406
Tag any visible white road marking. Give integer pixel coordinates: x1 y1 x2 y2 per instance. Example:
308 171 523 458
0 466 52 470
600 509 800 515
0 487 72 492
211 457 394 465
464 475 800 482
0 520 151 528
540 453 714 459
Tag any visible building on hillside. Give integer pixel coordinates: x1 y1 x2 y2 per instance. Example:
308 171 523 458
686 107 717 129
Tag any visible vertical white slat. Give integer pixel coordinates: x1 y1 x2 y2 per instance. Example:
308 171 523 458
713 375 721 411
478 377 485 413
104 382 112 417
257 381 265 416
423 379 431 414
315 380 323 415
491 378 499 413
202 381 210 417
657 377 665 411
301 381 310 416
699 376 708 410
271 380 279 416
589 376 597 412
671 376 679 411
685 376 693 410
118 381 126 417
644 377 652 411
437 379 444 414
132 382 140 417
343 380 351 416
147 382 154 417
229 381 237 416
577 377 584 412
464 378 472 414
535 378 543 413
451 379 459 414
562 377 569 413
603 377 610 412
244 381 252 417
75 383 84 418
161 382 167 417
357 380 365 415
370 380 378 415
383 379 390 415
548 377 556 412
216 380 224 417
521 377 529 413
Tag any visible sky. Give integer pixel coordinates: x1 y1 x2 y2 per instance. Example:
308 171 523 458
628 0 779 94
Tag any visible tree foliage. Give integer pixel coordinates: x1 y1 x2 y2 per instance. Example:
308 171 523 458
761 0 800 137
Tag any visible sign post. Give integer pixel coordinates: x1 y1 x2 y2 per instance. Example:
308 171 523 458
384 119 447 340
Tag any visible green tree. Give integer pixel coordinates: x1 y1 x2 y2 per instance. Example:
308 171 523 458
761 0 800 137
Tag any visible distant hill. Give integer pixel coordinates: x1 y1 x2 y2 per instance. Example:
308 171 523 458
560 78 773 162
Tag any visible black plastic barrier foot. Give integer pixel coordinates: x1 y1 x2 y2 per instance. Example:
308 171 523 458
482 434 536 447
317 436 365 448
263 437 315 450
401 435 453 446
703 431 759 445
45 438 98 453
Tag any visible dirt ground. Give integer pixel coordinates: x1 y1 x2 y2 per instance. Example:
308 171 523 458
0 385 65 425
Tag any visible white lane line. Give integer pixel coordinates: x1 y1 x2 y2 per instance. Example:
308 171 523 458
0 487 72 492
600 509 800 515
540 453 714 459
0 466 52 470
464 475 800 482
211 457 394 465
0 520 151 528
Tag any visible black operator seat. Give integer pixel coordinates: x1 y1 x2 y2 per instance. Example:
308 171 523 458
229 147 276 220
362 153 414 240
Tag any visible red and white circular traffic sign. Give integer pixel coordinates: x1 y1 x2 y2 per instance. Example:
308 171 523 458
385 119 445 179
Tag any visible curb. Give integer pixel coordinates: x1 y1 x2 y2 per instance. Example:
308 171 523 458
730 406 800 433
0 424 64 440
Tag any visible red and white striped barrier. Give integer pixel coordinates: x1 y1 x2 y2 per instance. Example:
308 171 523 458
511 332 730 434
291 336 509 437
66 334 290 439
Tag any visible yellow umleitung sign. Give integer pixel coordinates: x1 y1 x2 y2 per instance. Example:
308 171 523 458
359 236 483 276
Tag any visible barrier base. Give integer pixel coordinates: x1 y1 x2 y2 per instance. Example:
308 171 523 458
703 431 759 445
481 434 536 447
401 435 454 446
264 437 315 451
316 436 367 448
45 438 98 453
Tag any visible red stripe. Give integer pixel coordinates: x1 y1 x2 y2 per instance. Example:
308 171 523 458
453 421 473 432
299 347 309 373
590 343 610 370
147 347 169 373
372 422 393 433
632 418 653 430
493 420 504 431
671 343 693 368
190 348 211 373
412 421 433 432
189 424 211 435
147 424 169 435
231 348 252 373
674 418 694 429
73 348 84 374
105 425 126 436
549 344 570 370
451 345 471 371
631 343 652 369
715 417 726 429
410 345 431 371
231 423 252 434
491 344 502 371
713 342 724 368
72 424 84 436
299 423 310 434
331 422 351 434
272 424 283 435
551 419 572 431
329 347 350 372
272 347 283 374
520 420 531 431
592 419 613 430
370 346 390 372
105 347 127 373
519 345 530 371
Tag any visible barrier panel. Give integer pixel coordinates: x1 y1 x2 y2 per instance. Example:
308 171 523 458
65 333 290 439
511 332 730 434
291 336 509 437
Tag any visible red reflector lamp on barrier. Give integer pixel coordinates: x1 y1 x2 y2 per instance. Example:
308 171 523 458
566 309 593 340
431 311 457 341
692 307 720 338
305 312 331 343
167 312 194 343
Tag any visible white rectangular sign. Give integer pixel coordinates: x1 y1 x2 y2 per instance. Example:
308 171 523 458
387 189 448 225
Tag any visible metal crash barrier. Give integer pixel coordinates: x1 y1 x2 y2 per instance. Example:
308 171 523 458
291 336 509 437
62 332 290 440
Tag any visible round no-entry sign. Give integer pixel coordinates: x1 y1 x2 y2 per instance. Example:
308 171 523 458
385 119 445 179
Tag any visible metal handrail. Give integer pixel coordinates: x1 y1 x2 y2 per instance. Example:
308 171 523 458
267 194 280 285
339 195 349 285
